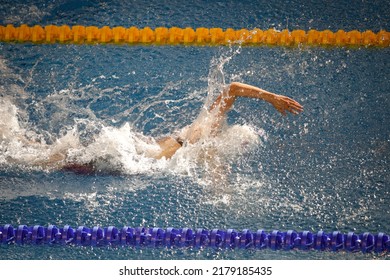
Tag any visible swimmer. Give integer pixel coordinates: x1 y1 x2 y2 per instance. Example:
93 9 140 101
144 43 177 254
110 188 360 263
152 82 303 160
5 82 303 173
60 82 303 173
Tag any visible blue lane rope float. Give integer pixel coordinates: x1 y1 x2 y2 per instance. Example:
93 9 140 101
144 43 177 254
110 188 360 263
1 224 389 253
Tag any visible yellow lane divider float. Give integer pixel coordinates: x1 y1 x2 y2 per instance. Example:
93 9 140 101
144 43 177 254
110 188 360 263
0 24 389 47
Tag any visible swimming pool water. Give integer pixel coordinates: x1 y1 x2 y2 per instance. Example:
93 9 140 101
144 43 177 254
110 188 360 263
0 0 389 260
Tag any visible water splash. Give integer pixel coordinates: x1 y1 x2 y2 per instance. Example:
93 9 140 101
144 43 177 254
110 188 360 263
204 46 242 109
0 47 264 190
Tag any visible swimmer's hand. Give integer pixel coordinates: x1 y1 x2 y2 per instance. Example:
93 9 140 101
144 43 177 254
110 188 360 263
271 94 303 116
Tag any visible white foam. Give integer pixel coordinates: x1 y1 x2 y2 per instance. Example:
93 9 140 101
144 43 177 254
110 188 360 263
65 122 163 174
0 99 23 142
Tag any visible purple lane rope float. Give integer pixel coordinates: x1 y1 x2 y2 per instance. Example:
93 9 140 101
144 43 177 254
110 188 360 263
1 224 389 253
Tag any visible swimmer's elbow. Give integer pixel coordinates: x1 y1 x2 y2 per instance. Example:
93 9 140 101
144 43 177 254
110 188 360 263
228 82 248 97
229 82 242 93
230 82 243 88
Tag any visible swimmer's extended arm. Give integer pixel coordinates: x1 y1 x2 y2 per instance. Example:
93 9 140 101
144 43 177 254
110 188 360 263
158 82 303 156
210 82 303 117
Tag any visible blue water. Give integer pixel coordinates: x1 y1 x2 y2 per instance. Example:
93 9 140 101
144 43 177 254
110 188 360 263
0 0 389 260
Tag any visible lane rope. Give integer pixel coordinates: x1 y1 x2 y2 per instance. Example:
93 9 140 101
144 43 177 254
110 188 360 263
1 24 389 47
1 224 389 252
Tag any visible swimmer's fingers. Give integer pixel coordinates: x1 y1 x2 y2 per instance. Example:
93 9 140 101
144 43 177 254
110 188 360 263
288 101 304 115
284 96 304 112
286 106 301 115
274 95 303 116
